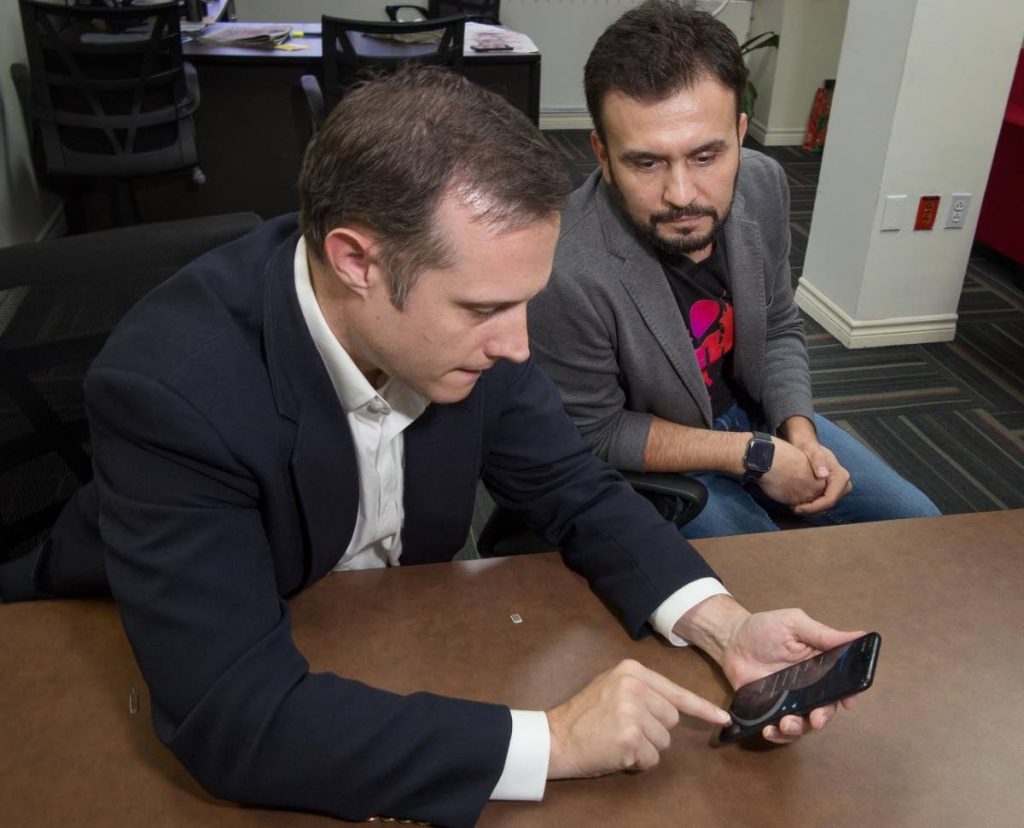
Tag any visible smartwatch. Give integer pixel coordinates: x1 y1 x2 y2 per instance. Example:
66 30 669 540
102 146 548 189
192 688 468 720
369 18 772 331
743 431 775 484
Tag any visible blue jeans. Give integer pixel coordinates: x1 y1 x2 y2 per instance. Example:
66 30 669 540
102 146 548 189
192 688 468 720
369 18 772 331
680 404 941 539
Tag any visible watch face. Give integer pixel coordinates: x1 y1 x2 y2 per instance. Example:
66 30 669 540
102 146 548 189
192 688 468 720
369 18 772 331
746 439 775 474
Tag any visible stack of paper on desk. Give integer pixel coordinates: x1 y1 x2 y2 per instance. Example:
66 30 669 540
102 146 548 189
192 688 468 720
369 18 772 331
195 25 291 48
465 22 538 54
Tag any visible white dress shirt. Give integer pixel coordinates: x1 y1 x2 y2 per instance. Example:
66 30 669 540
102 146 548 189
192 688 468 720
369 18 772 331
293 238 729 801
295 241 427 571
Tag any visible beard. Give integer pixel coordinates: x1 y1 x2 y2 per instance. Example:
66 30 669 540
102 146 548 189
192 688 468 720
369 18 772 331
607 169 737 261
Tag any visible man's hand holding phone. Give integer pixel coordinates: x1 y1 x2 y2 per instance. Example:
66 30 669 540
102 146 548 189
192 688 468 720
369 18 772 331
677 596 866 744
719 630 880 744
545 598 870 784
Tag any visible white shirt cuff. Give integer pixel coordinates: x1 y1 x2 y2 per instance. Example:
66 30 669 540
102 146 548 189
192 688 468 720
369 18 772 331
649 578 731 646
489 709 549 800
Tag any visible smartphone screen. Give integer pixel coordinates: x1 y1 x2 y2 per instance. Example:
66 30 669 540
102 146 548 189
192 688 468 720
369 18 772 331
719 631 881 744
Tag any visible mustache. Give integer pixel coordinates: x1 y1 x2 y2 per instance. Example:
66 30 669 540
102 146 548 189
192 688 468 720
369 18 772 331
650 204 718 224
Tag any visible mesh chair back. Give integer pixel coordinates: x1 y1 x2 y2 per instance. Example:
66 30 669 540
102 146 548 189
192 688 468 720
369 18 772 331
17 0 199 177
320 15 466 115
0 214 261 563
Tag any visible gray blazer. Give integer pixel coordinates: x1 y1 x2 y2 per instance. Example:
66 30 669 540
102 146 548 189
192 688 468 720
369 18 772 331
530 149 814 472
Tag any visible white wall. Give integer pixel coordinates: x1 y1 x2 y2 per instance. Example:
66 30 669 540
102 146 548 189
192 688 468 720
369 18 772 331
497 0 753 126
0 3 62 247
747 0 848 146
797 0 1024 347
235 0 753 128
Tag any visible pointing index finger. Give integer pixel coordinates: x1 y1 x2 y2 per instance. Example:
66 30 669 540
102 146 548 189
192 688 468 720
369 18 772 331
626 662 731 725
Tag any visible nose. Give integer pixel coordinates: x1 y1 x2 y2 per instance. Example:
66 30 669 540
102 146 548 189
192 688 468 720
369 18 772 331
664 163 697 208
484 303 531 364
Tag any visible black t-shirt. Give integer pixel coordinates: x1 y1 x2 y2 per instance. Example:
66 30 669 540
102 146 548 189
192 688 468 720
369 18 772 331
660 243 740 419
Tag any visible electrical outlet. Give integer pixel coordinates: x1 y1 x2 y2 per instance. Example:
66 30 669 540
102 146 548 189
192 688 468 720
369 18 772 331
914 196 940 231
945 193 972 229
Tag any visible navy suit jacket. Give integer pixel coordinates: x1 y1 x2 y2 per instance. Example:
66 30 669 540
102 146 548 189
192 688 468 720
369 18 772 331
77 215 718 826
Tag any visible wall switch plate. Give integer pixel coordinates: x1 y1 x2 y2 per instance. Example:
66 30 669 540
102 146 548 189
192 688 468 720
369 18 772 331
945 193 972 229
881 194 906 231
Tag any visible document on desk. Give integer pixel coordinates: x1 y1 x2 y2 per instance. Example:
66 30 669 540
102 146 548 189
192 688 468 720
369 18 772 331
465 22 538 55
195 24 292 48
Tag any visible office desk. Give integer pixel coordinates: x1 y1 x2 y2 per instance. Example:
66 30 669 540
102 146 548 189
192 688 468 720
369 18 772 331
133 23 540 222
183 23 540 125
3 511 1022 826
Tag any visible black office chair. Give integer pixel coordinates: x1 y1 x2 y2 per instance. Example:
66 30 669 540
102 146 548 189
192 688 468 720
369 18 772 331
14 0 204 232
386 0 501 25
0 213 262 598
300 14 466 135
475 471 708 557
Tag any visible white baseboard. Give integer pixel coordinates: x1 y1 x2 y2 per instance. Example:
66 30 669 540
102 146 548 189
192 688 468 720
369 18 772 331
35 202 67 242
795 279 958 348
540 110 593 131
747 116 805 147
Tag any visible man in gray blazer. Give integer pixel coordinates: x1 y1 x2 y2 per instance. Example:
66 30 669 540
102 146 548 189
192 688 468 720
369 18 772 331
530 1 939 538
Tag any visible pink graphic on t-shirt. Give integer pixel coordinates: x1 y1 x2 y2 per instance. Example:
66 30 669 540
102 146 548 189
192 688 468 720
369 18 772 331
689 298 734 387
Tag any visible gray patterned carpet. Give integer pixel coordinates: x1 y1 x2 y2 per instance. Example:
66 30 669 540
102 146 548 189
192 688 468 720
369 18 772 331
545 131 1024 515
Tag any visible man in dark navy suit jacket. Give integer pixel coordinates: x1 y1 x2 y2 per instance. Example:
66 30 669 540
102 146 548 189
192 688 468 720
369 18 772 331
16 68 861 826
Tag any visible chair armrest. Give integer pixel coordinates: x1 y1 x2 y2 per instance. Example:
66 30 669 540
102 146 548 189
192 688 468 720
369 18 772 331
300 74 325 134
620 471 708 528
183 60 200 109
10 63 31 133
10 62 53 185
182 60 201 113
476 470 709 558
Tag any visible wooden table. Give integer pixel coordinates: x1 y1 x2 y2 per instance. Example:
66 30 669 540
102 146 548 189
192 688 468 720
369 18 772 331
3 511 1023 826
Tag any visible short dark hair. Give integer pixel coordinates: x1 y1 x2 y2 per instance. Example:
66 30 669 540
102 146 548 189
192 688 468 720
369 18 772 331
299 66 570 309
584 0 748 140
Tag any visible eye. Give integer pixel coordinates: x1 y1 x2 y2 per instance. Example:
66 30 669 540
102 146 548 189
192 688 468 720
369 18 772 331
468 306 500 320
632 158 660 171
693 152 718 166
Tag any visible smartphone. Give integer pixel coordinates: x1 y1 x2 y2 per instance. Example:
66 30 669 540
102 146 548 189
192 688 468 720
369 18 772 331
718 631 881 744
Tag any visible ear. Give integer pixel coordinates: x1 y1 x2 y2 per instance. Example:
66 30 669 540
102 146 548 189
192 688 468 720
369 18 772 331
590 129 612 181
737 111 749 146
322 227 381 296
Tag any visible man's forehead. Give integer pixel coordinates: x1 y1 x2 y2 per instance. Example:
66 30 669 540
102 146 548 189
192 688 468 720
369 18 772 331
601 79 739 136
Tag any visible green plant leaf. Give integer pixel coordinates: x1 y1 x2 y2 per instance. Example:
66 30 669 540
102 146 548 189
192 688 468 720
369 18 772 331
739 31 778 116
740 31 780 55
